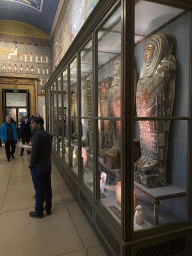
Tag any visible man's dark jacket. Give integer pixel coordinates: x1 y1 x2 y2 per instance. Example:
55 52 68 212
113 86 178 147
19 121 31 139
29 127 52 170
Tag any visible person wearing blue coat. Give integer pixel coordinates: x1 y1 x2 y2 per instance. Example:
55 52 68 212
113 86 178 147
0 127 2 146
1 115 17 161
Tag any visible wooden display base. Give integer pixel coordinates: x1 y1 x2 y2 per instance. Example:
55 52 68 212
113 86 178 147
134 170 166 188
104 150 120 169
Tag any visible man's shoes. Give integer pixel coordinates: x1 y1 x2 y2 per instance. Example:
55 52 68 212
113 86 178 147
20 153 23 156
46 210 52 215
12 154 14 159
29 211 44 218
7 158 10 162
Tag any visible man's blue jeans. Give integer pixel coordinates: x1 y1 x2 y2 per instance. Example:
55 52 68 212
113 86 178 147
31 167 52 214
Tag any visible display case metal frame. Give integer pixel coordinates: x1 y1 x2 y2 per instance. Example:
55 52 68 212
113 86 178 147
45 0 192 255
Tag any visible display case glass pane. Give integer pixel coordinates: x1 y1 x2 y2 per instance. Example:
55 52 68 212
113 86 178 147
50 85 53 117
63 69 68 117
53 81 57 150
50 85 54 140
134 1 190 231
71 140 78 175
70 58 78 175
82 118 93 191
49 116 51 135
58 117 62 157
51 117 54 146
63 117 69 164
54 82 57 117
80 40 94 191
70 58 77 127
71 117 78 175
135 1 184 37
51 116 54 149
62 69 69 164
98 119 121 223
61 116 65 160
57 76 62 157
48 115 50 134
53 116 57 151
133 120 188 231
81 39 93 119
58 77 62 116
97 7 122 223
47 88 50 133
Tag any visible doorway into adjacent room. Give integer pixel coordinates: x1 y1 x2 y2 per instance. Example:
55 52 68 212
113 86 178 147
2 89 29 130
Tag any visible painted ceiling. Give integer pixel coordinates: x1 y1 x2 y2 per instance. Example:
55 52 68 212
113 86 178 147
0 0 61 36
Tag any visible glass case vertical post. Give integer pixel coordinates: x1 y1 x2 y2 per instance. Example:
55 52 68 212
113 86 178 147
68 64 72 168
122 0 135 241
77 52 83 180
56 79 60 154
51 85 54 140
93 30 99 202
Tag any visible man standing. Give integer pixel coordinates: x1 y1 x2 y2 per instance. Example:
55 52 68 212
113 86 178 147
1 115 17 161
28 116 52 218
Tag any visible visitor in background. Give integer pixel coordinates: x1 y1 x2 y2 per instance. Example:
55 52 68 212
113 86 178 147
0 127 2 146
0 115 17 161
19 116 32 156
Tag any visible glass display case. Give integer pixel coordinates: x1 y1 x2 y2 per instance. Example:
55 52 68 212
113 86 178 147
45 0 192 255
80 39 93 191
58 76 62 157
53 81 57 151
62 69 69 164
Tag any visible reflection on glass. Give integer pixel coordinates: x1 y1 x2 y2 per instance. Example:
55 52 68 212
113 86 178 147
98 119 121 166
82 119 93 192
54 116 57 151
70 58 78 174
50 86 53 116
58 77 62 116
97 7 122 223
71 117 78 175
58 116 62 157
52 136 54 149
51 116 54 149
81 40 93 146
70 58 77 137
64 117 69 164
98 77 113 118
63 69 68 117
47 88 50 132
98 119 121 223
103 8 121 31
48 116 51 134
54 82 57 116
134 120 188 231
